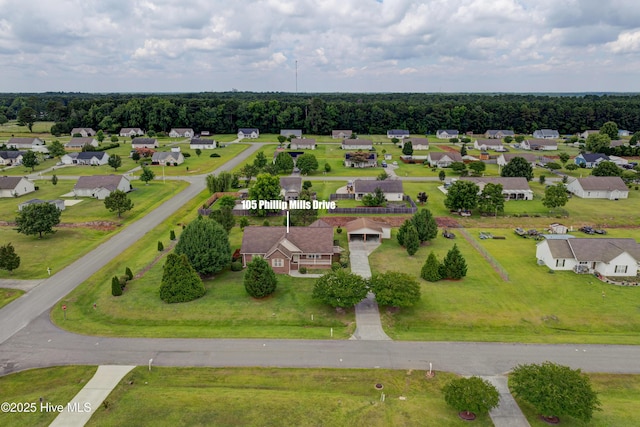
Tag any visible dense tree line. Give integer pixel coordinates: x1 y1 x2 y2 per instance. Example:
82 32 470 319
3 92 640 136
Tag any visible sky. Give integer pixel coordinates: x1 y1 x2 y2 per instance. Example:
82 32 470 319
1 0 640 93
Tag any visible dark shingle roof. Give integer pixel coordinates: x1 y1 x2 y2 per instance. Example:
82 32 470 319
575 176 628 191
279 176 302 192
240 226 334 255
502 153 537 162
547 238 640 262
74 175 125 191
132 137 157 145
354 179 403 194
67 137 96 146
429 152 462 162
0 151 24 159
0 176 23 189
580 153 610 162
342 139 372 146
461 177 531 191
77 151 106 160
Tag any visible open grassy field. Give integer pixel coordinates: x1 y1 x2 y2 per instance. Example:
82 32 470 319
514 373 640 426
51 189 354 339
0 366 97 427
0 288 23 309
370 227 640 344
87 367 485 427
0 179 188 279
0 120 54 136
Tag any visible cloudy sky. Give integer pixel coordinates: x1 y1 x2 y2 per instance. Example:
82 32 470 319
1 0 639 93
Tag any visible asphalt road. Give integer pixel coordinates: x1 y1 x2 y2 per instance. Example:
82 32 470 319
2 141 640 378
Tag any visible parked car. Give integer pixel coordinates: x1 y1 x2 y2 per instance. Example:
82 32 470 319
594 229 607 235
579 226 595 235
442 229 456 239
381 161 387 168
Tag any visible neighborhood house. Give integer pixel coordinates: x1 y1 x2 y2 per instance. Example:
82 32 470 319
119 128 144 137
387 129 410 139
496 153 538 167
345 217 391 242
132 137 159 149
61 151 110 166
574 153 610 168
280 129 302 138
151 151 185 166
279 176 302 201
65 137 98 150
485 130 515 139
0 176 36 198
7 137 48 153
536 238 640 277
352 179 404 201
238 128 259 139
436 129 459 139
290 138 316 150
566 176 629 199
332 130 352 139
344 151 377 168
73 175 132 200
473 139 506 151
169 128 194 138
532 129 560 139
70 128 96 137
0 151 24 166
18 198 65 211
404 137 429 150
341 139 373 150
427 152 463 167
520 139 558 150
459 177 534 200
189 138 217 150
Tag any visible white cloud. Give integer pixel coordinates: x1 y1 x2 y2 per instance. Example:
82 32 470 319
607 30 640 54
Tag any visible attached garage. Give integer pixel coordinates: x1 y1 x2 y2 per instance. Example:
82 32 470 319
345 218 391 242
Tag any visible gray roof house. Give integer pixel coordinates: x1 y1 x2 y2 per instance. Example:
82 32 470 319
238 128 259 139
436 130 459 139
189 138 217 149
0 176 36 198
532 129 560 139
0 151 25 166
341 139 373 150
427 152 463 167
473 139 506 151
566 176 629 199
496 153 538 167
521 139 558 150
70 128 96 137
61 151 110 166
332 130 352 139
151 151 185 166
574 153 610 168
344 151 377 168
352 179 404 201
169 128 194 138
119 127 145 137
132 137 159 149
460 177 533 200
18 198 65 211
290 138 316 150
387 129 410 139
403 137 429 150
65 137 98 150
485 130 515 139
7 137 48 153
73 175 132 200
536 238 640 276
280 129 303 138
280 176 302 201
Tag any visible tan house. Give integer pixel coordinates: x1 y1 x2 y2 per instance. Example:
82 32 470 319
341 139 373 150
240 226 337 274
497 153 538 167
7 137 48 153
427 152 462 167
0 176 36 198
352 179 404 201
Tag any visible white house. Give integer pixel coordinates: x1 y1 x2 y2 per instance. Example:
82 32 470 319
473 139 506 151
341 139 373 150
496 153 537 167
436 129 459 139
344 152 377 168
574 153 610 168
189 138 217 150
238 128 259 139
427 152 463 167
532 129 560 139
119 128 144 137
485 130 515 139
405 137 429 150
70 128 96 137
352 179 404 202
0 151 25 166
280 129 302 138
0 176 36 198
290 138 316 150
65 137 99 150
73 175 132 200
60 151 110 166
332 130 352 139
536 238 640 277
521 139 558 150
566 176 629 200
152 151 185 166
387 129 410 139
132 137 159 149
460 177 533 200
169 128 194 138
579 130 599 139
7 137 48 153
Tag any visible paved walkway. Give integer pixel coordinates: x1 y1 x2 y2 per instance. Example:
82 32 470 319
348 240 391 341
50 365 135 427
482 375 531 427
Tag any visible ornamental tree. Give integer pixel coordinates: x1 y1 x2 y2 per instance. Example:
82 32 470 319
441 244 467 280
558 152 570 166
510 362 601 423
443 376 500 418
404 222 420 256
402 141 413 155
243 256 278 298
21 150 39 172
15 202 61 238
362 187 387 207
48 140 67 159
412 208 438 243
139 166 155 185
104 189 134 218
468 161 486 176
421 251 442 282
174 217 231 276
159 253 206 303
599 121 619 140
368 271 420 308
108 154 122 171
312 269 368 309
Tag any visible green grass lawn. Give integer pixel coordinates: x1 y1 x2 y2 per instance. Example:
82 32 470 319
0 366 97 427
0 120 54 136
0 288 24 308
87 367 486 427
514 373 640 427
0 180 188 279
369 227 640 344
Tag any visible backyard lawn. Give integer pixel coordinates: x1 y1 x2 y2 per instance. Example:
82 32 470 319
87 367 484 427
370 227 640 344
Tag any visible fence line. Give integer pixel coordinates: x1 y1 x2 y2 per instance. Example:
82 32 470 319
457 228 510 282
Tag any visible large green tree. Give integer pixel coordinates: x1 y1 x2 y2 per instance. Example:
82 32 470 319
274 151 294 173
411 208 438 243
159 253 206 303
17 107 37 132
0 242 21 274
140 166 155 184
478 183 504 215
468 161 486 176
312 270 368 309
206 171 234 193
253 151 268 169
248 173 282 216
586 133 611 153
104 189 134 218
444 180 479 211
15 203 61 238
421 251 442 282
296 153 319 174
443 376 500 419
441 244 467 280
209 207 236 232
396 219 411 246
362 187 387 207
542 183 569 210
243 256 278 298
21 151 39 172
48 140 67 159
402 141 413 155
558 152 570 166
403 222 420 256
108 154 122 171
174 217 231 276
510 362 601 423
591 161 622 177
288 189 318 226
368 271 420 308
599 121 619 140
501 156 534 181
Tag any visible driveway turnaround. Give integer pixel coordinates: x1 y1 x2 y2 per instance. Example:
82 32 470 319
49 365 135 427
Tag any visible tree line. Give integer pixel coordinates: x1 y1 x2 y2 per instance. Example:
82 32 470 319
3 92 640 136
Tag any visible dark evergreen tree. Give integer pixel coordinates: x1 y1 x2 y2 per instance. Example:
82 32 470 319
243 256 277 298
441 244 467 279
111 276 123 296
174 217 231 276
421 252 442 282
412 208 438 243
396 219 412 246
404 223 420 256
159 253 206 303
0 243 21 274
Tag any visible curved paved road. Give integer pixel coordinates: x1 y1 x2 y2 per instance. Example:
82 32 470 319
2 141 640 380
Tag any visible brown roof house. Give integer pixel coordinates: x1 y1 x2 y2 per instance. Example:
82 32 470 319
460 177 533 200
151 150 185 166
345 218 391 242
0 176 36 198
352 179 404 201
497 153 538 167
240 226 337 274
521 139 558 150
405 137 429 150
7 137 48 153
536 238 640 276
73 175 132 200
566 176 629 199
280 176 302 201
